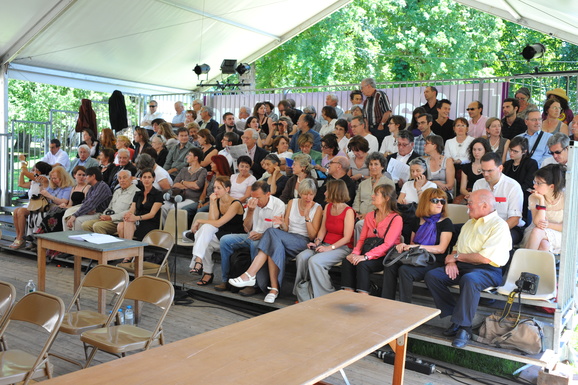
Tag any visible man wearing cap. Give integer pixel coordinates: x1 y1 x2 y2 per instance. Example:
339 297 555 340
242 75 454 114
514 87 537 119
544 88 574 125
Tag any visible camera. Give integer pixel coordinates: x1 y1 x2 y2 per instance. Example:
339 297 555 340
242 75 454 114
515 272 539 295
104 209 115 216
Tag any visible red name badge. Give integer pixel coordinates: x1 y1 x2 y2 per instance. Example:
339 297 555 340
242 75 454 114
264 218 272 222
495 197 507 203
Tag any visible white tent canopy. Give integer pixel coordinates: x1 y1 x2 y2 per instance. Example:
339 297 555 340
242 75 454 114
1 0 351 94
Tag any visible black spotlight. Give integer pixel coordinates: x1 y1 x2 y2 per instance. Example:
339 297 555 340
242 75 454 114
236 63 251 75
193 64 210 76
220 59 237 74
521 44 545 61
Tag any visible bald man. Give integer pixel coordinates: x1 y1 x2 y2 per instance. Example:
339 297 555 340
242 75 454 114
424 189 511 349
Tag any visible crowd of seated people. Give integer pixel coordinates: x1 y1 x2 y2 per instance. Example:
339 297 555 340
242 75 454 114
12 84 573 349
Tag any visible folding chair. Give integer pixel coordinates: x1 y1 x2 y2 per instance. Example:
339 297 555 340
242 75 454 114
81 276 175 368
49 264 129 366
117 230 175 281
163 208 190 246
0 292 65 385
0 281 16 351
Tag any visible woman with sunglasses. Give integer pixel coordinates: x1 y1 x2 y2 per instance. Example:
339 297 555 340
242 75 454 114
503 136 538 224
382 188 453 303
341 184 402 294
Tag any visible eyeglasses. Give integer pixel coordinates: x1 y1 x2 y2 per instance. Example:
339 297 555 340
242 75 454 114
526 118 540 122
466 108 476 111
533 180 547 185
508 148 521 154
430 198 446 205
397 142 411 147
149 105 157 108
321 145 329 149
549 147 568 155
516 97 528 101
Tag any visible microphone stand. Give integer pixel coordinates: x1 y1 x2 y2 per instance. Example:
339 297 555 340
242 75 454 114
163 193 189 302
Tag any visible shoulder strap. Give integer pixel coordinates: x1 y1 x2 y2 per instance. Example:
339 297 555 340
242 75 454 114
529 131 544 157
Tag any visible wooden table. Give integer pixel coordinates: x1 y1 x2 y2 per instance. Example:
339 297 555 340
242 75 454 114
42 290 440 385
36 231 147 313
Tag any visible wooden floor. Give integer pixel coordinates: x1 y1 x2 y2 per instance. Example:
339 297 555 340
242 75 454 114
0 249 526 385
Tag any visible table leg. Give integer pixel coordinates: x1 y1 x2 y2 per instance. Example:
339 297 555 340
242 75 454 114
37 240 47 291
391 334 408 385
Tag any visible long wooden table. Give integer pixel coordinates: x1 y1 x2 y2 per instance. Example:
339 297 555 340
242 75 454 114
36 231 147 313
43 290 440 385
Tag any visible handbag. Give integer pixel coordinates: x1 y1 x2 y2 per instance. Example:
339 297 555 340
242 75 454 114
360 212 399 255
383 246 435 267
27 195 49 212
475 284 543 355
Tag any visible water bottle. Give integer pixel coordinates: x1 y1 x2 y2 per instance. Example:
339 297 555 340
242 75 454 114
117 308 125 325
25 280 36 294
124 305 134 326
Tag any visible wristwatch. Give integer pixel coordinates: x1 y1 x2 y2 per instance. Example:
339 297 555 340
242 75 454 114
331 245 335 250
453 252 459 261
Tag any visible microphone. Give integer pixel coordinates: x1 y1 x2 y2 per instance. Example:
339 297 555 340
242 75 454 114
163 192 171 201
174 195 183 203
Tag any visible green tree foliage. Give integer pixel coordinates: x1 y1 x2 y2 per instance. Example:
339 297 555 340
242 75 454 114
254 0 578 88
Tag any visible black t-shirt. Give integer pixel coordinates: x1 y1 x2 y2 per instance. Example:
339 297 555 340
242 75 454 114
501 117 527 140
431 119 455 142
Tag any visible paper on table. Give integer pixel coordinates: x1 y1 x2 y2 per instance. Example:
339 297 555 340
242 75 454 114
68 233 123 244
387 158 410 183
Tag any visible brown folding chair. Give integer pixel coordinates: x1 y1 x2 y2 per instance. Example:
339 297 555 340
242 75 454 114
117 230 175 281
0 281 16 351
50 264 129 367
81 276 175 368
0 292 65 385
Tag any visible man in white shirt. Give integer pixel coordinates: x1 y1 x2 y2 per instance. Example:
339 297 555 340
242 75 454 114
326 94 344 118
350 116 379 154
236 106 251 131
541 133 569 167
42 139 70 169
171 101 186 128
466 101 488 138
216 181 286 295
472 152 524 245
140 100 163 131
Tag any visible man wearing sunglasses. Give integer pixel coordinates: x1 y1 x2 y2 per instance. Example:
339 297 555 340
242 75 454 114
425 189 511 349
541 132 569 168
140 100 162 131
466 101 487 138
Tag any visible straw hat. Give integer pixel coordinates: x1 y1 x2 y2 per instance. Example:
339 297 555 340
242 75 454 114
546 88 569 101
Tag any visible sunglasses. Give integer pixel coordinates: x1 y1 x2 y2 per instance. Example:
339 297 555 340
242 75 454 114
430 198 447 205
549 147 567 155
149 105 157 108
466 108 476 111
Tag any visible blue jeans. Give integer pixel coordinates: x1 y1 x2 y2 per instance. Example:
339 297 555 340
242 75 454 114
219 234 260 283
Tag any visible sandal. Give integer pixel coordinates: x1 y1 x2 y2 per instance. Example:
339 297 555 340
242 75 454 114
189 261 203 275
9 239 25 249
228 272 256 288
264 287 279 304
197 273 214 286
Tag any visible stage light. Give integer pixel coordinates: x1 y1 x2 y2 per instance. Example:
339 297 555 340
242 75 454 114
236 63 251 75
193 64 210 75
220 59 237 74
521 44 545 61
